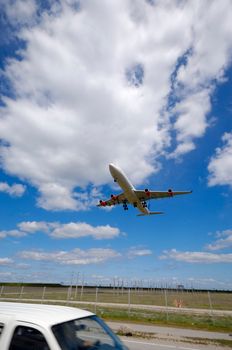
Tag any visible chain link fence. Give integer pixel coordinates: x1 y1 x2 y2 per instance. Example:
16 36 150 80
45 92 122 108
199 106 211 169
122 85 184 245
0 285 231 313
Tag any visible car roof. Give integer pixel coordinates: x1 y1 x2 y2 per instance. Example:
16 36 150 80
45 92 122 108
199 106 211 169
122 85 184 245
0 302 94 328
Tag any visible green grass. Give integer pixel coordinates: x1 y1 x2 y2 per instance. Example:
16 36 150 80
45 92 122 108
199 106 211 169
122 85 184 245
1 297 232 333
95 306 232 333
1 286 231 310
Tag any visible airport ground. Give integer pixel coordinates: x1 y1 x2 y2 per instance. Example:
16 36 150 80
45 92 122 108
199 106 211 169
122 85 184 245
1 284 232 348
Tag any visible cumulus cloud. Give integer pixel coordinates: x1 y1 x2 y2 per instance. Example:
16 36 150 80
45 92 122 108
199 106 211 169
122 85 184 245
0 272 14 282
208 133 232 188
206 229 232 251
160 249 232 263
50 222 120 239
1 0 37 26
127 247 152 258
0 229 27 239
17 246 150 266
1 220 121 240
19 248 121 265
0 257 14 265
0 182 26 197
168 90 211 158
1 0 232 209
18 221 55 233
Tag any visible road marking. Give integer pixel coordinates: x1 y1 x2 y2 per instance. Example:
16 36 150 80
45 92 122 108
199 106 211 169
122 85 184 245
123 338 200 350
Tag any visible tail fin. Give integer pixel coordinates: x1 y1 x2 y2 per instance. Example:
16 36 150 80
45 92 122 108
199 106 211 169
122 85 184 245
137 211 164 217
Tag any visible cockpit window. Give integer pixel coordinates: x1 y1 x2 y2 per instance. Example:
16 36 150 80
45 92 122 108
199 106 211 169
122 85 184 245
52 315 126 350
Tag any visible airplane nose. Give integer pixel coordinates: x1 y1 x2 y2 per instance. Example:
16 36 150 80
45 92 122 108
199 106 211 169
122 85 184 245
109 163 115 171
109 163 117 177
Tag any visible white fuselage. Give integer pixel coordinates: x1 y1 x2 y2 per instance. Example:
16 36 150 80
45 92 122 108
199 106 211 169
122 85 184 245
109 164 149 215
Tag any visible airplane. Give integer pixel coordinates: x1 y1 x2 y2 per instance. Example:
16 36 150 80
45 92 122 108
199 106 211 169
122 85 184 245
97 163 192 216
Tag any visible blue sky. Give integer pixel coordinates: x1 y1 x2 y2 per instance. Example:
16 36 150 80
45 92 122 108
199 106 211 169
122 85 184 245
0 0 232 289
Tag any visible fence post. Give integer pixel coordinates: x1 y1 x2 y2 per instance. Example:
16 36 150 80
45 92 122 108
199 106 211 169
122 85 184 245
208 291 215 324
128 288 131 315
113 278 116 296
19 286 24 299
80 275 84 301
74 284 78 300
66 286 71 304
164 289 169 322
0 286 4 297
95 287 98 314
41 286 46 304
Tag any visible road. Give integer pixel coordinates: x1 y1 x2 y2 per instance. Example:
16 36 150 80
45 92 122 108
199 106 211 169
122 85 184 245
107 321 232 350
107 321 232 340
121 337 223 350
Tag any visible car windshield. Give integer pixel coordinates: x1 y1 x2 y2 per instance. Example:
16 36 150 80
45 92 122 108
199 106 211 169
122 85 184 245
52 315 127 350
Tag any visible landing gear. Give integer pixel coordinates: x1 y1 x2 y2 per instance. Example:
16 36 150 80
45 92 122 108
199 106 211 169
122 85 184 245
142 201 147 208
123 204 128 210
133 202 137 208
123 201 128 210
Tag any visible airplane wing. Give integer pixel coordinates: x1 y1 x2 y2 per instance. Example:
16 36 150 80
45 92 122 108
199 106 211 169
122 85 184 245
97 192 127 207
134 189 192 201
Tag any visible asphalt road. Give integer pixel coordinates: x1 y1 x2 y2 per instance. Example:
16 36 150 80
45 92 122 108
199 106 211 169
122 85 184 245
107 321 232 350
121 337 223 350
107 321 232 340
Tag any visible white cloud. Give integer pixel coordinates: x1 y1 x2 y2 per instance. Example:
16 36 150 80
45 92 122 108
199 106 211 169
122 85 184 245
18 221 54 233
0 257 14 265
169 0 232 158
0 229 27 239
50 222 120 239
1 220 121 240
0 182 26 197
169 90 211 158
1 0 37 26
127 247 152 258
208 133 232 188
160 249 232 263
19 248 121 265
206 229 232 251
1 0 232 209
0 272 12 276
18 246 151 267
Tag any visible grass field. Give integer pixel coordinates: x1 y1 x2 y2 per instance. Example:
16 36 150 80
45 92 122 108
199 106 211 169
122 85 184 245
97 306 232 333
1 285 232 332
1 285 231 310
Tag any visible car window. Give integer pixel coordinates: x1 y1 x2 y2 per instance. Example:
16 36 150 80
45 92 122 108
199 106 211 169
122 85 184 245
9 325 50 350
0 323 4 336
52 315 125 350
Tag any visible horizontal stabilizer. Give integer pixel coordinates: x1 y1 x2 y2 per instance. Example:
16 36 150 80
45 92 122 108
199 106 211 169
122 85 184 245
137 211 164 217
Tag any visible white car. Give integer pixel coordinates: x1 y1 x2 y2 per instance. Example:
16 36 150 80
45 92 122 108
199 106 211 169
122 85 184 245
0 302 128 350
